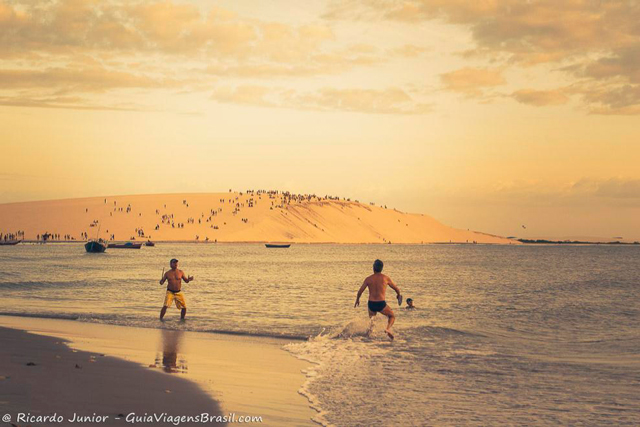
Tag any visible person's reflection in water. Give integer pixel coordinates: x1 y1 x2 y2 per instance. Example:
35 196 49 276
155 329 188 374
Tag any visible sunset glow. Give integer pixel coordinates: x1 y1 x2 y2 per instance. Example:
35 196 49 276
1 0 639 239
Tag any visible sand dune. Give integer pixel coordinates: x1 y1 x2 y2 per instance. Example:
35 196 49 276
0 191 516 244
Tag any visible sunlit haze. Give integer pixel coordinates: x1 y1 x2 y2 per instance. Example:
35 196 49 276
1 0 639 239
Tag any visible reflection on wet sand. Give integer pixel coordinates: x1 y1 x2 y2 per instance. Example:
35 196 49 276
154 329 188 374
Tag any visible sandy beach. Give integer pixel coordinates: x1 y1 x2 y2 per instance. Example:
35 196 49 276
2 1 638 426
0 192 516 244
0 315 315 427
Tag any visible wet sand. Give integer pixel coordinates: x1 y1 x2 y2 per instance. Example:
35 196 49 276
0 315 315 426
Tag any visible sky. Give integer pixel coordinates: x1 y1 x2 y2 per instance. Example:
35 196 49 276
1 0 639 239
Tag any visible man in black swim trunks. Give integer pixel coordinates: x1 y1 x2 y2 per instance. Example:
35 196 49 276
354 259 402 340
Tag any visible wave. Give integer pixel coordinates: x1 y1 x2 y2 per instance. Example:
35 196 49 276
284 317 396 427
0 311 80 321
410 325 488 339
0 311 309 341
0 280 92 290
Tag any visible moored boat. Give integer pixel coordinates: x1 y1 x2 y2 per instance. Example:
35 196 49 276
108 242 142 249
145 240 155 247
84 239 107 253
265 243 291 248
0 240 21 246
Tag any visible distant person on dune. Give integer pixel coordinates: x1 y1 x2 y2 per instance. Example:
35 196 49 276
159 258 194 320
354 259 402 340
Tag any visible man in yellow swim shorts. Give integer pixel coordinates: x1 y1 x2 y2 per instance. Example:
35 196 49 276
159 258 194 320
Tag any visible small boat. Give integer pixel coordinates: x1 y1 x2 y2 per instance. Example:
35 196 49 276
0 240 21 246
145 240 155 247
265 243 291 248
107 242 142 249
85 239 107 253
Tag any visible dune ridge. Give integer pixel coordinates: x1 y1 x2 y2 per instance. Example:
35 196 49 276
0 191 516 244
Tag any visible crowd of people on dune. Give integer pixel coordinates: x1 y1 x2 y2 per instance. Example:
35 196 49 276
35 232 69 242
1 231 24 242
2 190 390 244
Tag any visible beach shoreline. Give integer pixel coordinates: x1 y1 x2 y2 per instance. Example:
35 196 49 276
0 315 316 426
11 240 515 245
11 239 639 245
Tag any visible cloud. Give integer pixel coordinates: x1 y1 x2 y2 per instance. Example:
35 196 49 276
0 62 182 110
324 1 636 64
4 1 636 116
210 85 275 108
579 84 640 115
290 87 431 114
590 178 640 199
476 177 640 207
201 44 382 78
440 67 505 97
387 44 428 58
0 1 364 69
429 178 640 219
0 0 429 114
511 88 569 106
0 66 172 93
0 1 256 56
583 46 640 84
0 95 152 112
210 85 431 115
323 0 640 114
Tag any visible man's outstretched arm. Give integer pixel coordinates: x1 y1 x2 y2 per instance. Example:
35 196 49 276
388 278 402 303
181 271 194 283
159 272 167 285
354 281 367 307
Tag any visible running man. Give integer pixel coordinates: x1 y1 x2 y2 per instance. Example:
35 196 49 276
354 259 402 340
159 258 194 320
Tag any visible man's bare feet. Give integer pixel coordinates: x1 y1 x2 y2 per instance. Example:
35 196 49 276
386 329 394 340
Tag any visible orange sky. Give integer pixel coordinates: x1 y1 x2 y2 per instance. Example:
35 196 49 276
1 0 639 239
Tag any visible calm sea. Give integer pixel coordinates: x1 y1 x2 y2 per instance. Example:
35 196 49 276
1 243 638 426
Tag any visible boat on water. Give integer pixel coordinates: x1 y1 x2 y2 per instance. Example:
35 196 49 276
0 240 21 246
84 239 107 253
145 240 155 247
265 243 291 248
108 242 143 249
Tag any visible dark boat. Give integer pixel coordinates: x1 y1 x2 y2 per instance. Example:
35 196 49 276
0 240 21 246
85 239 107 253
108 242 142 249
145 240 155 247
265 243 291 248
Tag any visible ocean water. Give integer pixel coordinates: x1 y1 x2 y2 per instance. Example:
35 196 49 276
1 243 639 425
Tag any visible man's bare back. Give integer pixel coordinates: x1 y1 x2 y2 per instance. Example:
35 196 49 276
354 260 402 340
362 273 398 302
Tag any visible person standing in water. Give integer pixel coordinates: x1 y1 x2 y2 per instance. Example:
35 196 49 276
159 258 194 320
354 259 402 340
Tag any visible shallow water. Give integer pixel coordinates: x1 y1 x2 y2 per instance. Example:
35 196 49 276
1 243 639 425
